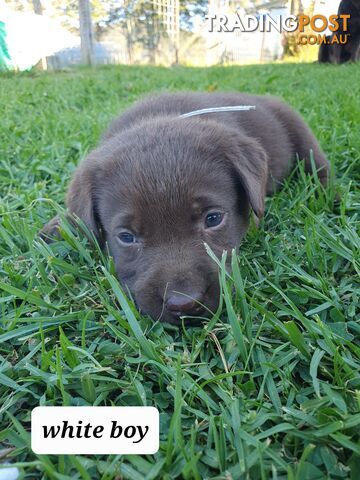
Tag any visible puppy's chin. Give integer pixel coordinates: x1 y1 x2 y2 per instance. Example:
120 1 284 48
135 305 206 326
160 313 208 327
136 302 217 326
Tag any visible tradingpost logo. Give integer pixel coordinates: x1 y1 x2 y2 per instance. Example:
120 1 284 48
205 13 351 46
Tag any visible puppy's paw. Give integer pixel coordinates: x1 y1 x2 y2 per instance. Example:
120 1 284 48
38 215 61 243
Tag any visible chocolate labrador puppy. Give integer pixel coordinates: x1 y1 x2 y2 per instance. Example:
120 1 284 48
41 92 329 324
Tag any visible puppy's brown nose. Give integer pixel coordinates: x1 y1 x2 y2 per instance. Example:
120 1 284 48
166 292 204 316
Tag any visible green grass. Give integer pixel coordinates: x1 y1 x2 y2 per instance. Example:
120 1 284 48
0 63 359 479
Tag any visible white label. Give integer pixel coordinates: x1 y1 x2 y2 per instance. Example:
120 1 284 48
31 406 159 454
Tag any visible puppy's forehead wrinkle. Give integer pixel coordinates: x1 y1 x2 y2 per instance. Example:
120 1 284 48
102 117 231 169
127 175 232 237
98 124 236 230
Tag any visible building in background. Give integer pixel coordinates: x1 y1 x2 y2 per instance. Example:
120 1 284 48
153 0 180 61
205 1 286 65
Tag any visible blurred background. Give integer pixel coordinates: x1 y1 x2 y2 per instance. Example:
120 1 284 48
0 0 343 70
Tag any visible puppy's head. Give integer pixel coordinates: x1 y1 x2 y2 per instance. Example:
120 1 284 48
44 117 267 324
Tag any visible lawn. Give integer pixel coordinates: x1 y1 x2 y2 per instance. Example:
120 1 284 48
0 63 359 479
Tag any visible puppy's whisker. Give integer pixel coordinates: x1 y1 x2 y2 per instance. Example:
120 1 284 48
157 282 170 323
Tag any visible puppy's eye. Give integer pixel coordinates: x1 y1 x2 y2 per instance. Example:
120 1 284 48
118 232 137 244
205 212 224 228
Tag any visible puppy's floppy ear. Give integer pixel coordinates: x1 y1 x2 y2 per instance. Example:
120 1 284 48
39 215 61 242
39 160 101 243
65 161 102 241
225 136 268 218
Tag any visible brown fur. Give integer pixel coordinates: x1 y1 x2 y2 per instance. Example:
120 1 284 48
41 92 330 324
